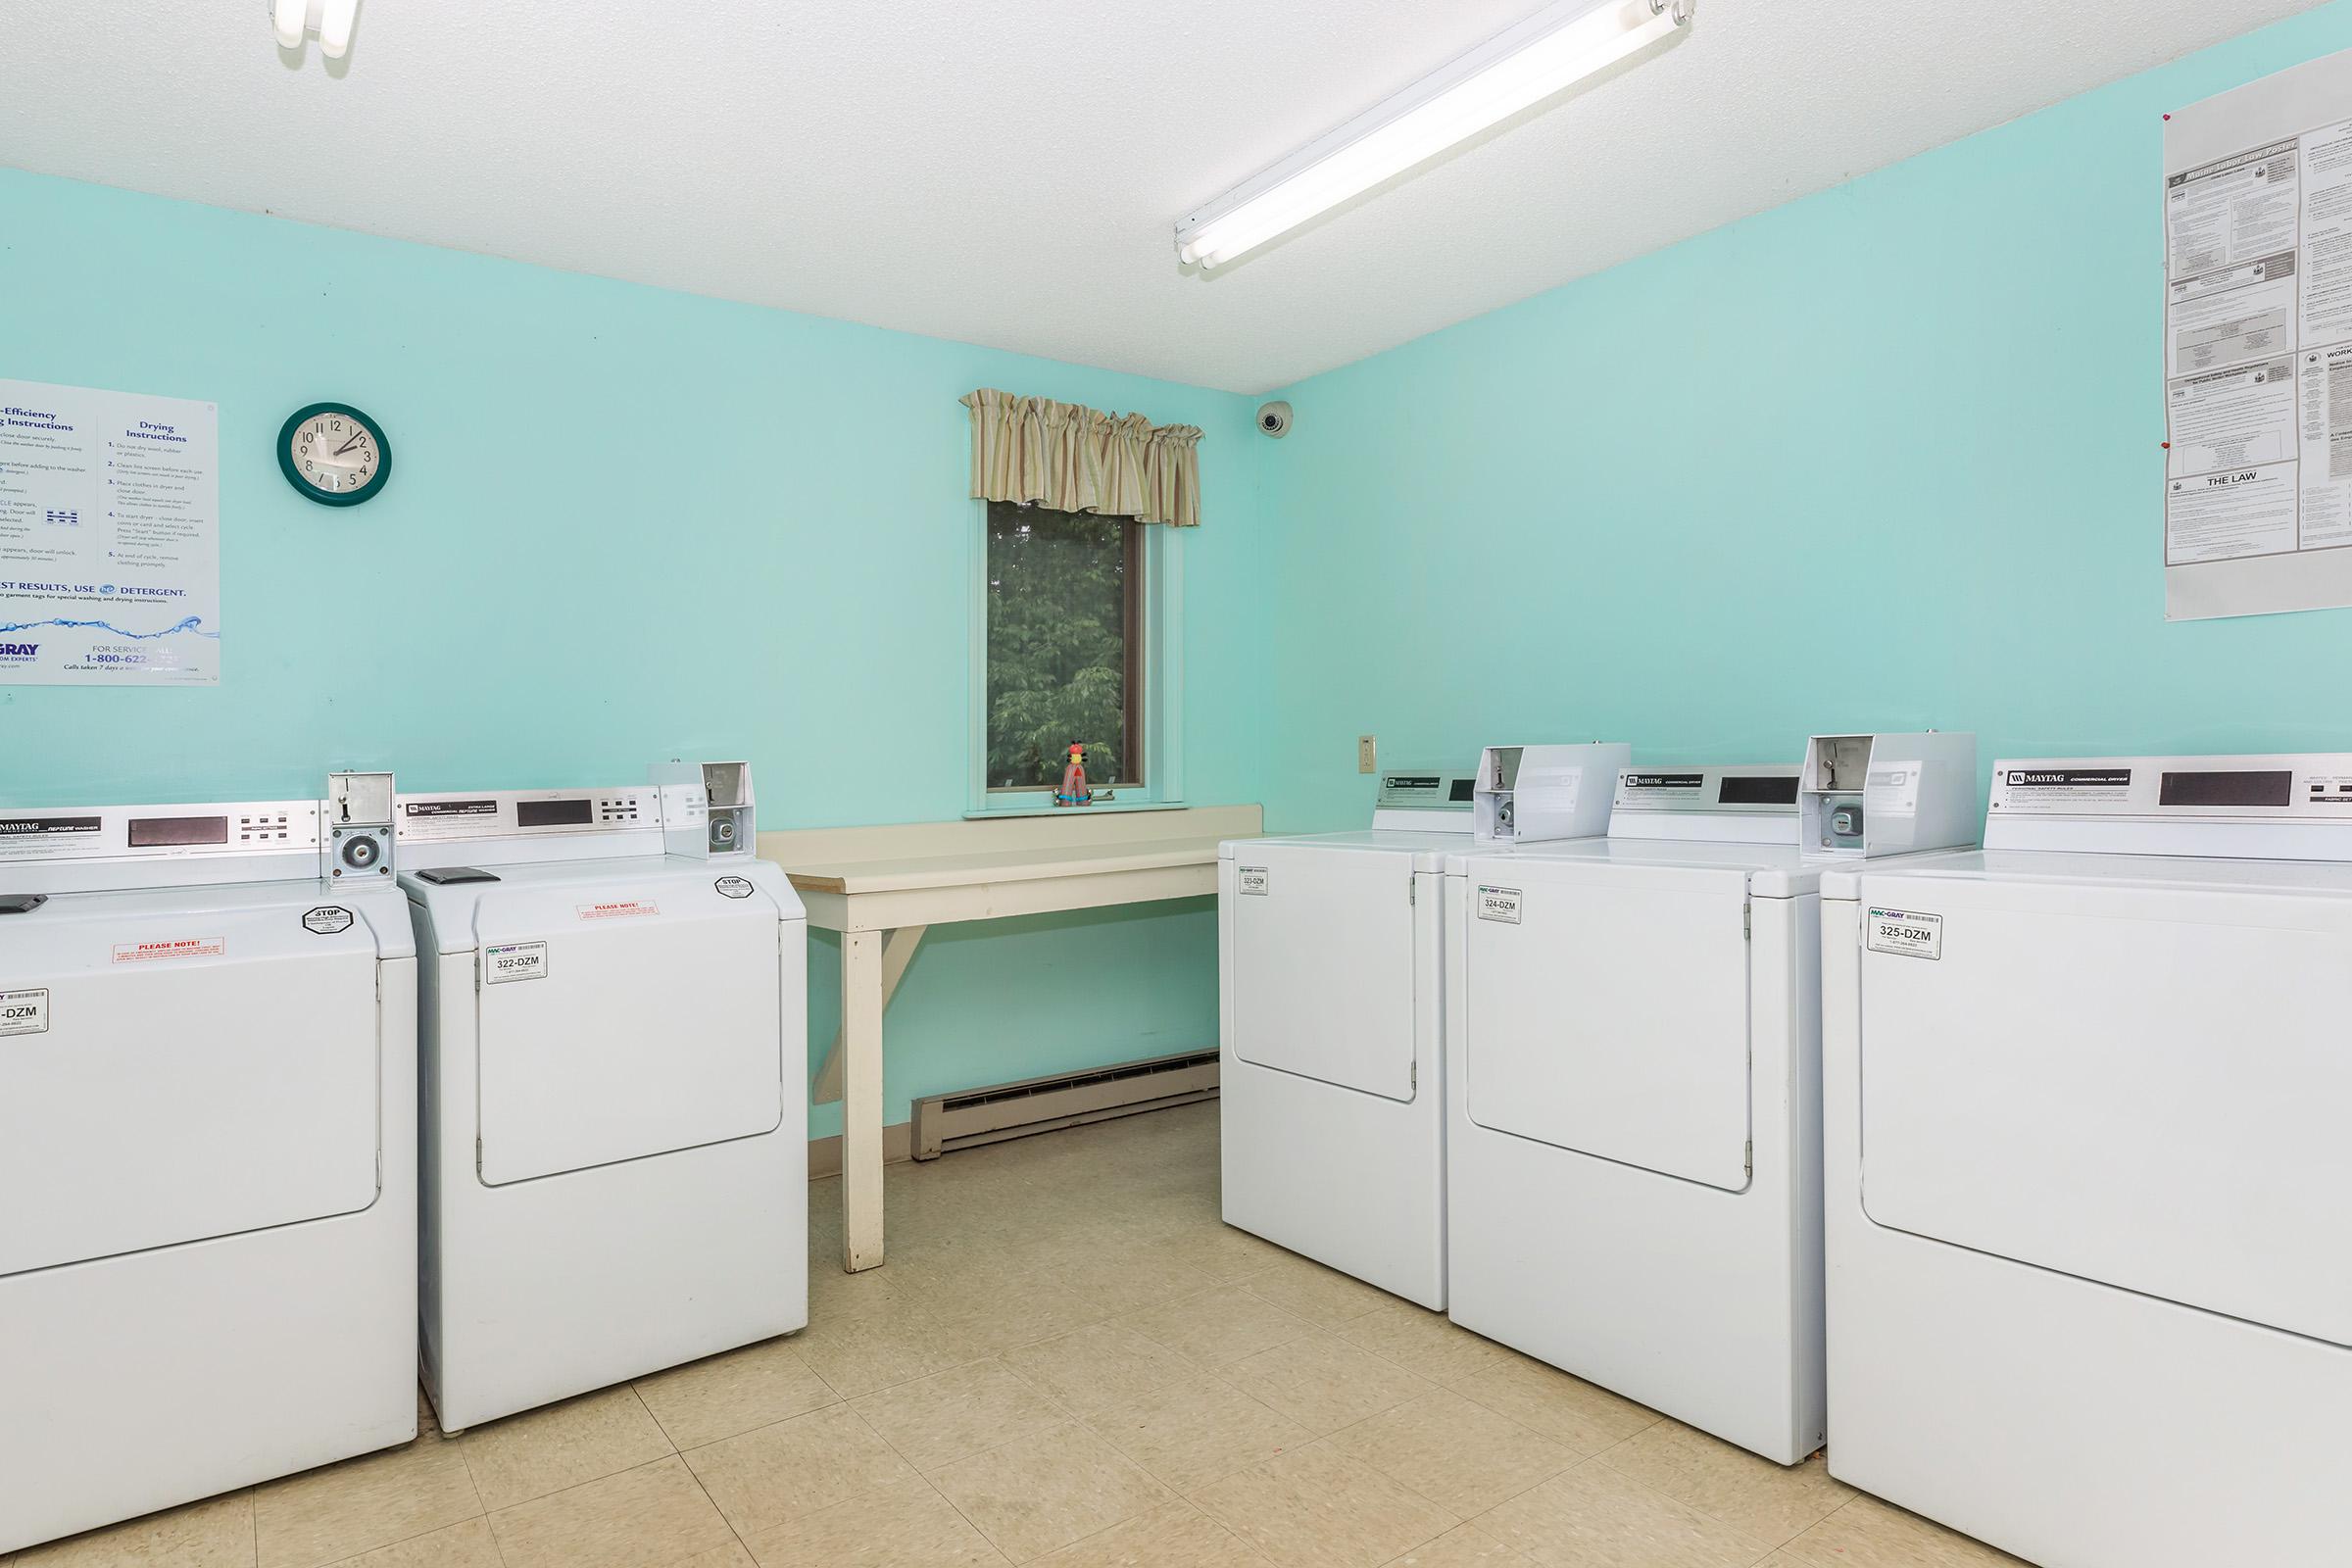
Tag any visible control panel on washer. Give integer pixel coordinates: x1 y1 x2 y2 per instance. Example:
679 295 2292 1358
0 801 325 866
1376 769 1476 811
1611 766 1801 816
396 790 661 840
394 788 667 869
1982 752 2352 858
0 772 393 894
1988 753 2352 819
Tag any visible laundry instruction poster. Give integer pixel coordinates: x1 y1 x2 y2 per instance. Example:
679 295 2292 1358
2164 49 2352 620
0 377 220 683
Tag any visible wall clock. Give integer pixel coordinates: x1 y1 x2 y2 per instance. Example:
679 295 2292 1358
278 402 390 506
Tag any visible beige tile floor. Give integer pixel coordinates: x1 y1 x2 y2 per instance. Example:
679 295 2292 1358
5 1102 2031 1568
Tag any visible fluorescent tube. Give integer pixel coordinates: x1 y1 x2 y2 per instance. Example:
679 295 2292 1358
1175 0 1690 269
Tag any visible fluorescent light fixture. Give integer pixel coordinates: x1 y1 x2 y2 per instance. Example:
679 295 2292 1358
1174 0 1691 269
272 0 361 59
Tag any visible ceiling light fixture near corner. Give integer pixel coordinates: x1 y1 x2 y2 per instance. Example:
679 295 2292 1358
1174 0 1692 270
272 0 361 59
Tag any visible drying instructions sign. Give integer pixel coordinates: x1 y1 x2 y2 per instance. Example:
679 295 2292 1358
0 377 220 683
2165 49 2352 619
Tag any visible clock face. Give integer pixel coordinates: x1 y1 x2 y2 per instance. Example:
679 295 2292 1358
278 403 390 506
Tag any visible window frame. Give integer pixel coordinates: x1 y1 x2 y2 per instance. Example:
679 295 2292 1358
966 498 1184 816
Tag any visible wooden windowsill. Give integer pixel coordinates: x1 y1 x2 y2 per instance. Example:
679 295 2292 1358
962 797 1186 820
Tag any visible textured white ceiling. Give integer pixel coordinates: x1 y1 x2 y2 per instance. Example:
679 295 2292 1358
0 2 2326 392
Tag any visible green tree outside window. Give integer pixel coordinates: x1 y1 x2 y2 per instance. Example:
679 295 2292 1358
986 500 1141 789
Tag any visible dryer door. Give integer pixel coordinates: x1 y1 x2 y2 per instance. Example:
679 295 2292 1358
0 897 381 1276
1461 858 1752 1191
1229 843 1419 1102
472 870 783 1184
1858 871 2352 1348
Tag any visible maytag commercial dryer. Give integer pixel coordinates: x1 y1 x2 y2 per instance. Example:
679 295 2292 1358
1446 735 1976 1462
400 760 805 1432
1220 747 1628 1308
0 774 415 1554
1823 754 2352 1565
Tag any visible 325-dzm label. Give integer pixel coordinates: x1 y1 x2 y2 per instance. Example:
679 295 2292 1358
1866 907 1942 959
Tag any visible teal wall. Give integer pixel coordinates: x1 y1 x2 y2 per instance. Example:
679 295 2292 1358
14 5 2349 1133
0 171 1266 1137
1257 5 2352 834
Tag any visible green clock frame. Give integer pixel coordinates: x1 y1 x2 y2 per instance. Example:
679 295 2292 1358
277 402 392 507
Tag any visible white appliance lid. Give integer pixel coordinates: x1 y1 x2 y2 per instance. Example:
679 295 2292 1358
1460 836 1825 897
1223 829 1474 874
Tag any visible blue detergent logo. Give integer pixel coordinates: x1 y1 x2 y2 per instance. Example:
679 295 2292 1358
0 615 215 642
0 642 35 659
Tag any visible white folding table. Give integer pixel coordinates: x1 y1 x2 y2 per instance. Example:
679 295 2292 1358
760 804 1260 1271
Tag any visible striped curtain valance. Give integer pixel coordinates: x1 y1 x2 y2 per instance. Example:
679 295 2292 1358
960 388 1203 527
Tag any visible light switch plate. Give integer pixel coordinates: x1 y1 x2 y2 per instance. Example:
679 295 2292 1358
1358 735 1378 774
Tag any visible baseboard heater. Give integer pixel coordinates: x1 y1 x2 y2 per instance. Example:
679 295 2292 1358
909 1049 1219 1160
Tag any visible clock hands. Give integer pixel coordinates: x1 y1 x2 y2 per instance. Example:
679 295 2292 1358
283 407 385 504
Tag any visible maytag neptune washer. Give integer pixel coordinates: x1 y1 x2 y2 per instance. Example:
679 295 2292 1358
400 760 805 1433
1219 748 1628 1308
1822 754 2352 1565
0 774 416 1554
1446 734 1976 1463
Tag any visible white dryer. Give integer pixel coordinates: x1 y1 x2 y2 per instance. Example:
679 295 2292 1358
400 760 806 1433
1823 754 2352 1566
1220 748 1627 1308
1446 734 1976 1464
0 774 416 1554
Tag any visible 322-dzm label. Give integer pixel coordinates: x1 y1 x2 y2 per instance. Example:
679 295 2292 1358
484 942 548 984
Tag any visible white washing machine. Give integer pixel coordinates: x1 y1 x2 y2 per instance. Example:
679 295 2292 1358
1446 734 1977 1463
0 774 416 1554
400 760 806 1433
1822 754 2352 1565
1220 747 1628 1308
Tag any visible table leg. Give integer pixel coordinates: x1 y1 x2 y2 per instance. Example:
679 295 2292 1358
840 928 886 1272
811 925 927 1105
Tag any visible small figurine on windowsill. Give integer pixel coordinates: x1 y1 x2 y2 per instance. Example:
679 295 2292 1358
1054 743 1093 808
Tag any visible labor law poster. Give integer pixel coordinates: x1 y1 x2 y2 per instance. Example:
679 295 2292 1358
2165 49 2352 620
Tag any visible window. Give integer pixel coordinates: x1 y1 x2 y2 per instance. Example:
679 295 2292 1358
983 500 1144 792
